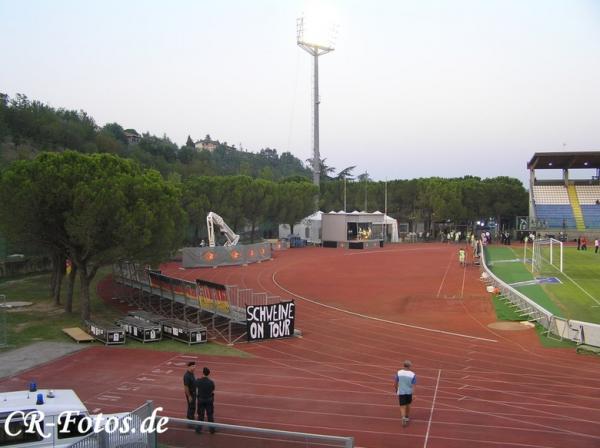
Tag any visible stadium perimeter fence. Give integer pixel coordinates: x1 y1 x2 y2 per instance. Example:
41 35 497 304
112 261 282 344
158 417 353 448
0 294 6 348
67 409 353 448
480 243 600 348
67 401 156 448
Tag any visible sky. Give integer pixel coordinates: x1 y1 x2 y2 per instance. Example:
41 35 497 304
1 0 600 186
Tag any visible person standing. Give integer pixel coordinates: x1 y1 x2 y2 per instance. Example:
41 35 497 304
183 361 196 423
196 367 216 434
595 238 599 254
394 360 417 427
458 248 466 266
581 236 588 251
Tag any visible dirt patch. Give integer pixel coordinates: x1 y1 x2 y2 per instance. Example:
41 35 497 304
7 301 64 315
14 322 29 333
488 321 535 331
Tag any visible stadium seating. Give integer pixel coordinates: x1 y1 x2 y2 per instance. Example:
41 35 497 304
534 204 576 229
581 205 600 228
532 185 575 228
575 185 600 205
575 186 600 228
531 185 570 204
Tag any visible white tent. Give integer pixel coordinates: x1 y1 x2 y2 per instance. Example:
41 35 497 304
369 211 399 242
384 213 400 243
296 211 323 243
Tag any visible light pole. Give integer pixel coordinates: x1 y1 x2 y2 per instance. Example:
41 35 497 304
297 16 336 203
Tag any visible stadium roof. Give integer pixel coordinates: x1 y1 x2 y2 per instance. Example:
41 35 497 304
527 151 600 170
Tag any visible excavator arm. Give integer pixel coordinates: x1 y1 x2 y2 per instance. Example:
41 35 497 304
206 212 240 247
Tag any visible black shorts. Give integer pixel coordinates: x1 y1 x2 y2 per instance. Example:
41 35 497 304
398 394 413 406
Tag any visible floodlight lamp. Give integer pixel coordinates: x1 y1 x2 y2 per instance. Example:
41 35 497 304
297 15 338 54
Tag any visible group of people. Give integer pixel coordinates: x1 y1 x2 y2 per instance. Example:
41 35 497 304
183 361 216 434
184 359 418 431
499 231 512 245
577 236 588 251
581 236 600 253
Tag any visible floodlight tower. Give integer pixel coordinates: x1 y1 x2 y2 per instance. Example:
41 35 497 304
297 16 336 190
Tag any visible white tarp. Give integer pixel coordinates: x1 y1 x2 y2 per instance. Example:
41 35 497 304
293 211 323 243
382 212 399 243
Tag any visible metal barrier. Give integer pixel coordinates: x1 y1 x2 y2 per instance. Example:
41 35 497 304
481 245 600 348
181 242 272 268
67 401 156 448
0 294 6 348
158 417 353 448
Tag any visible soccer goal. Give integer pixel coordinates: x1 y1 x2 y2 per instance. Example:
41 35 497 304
532 238 563 274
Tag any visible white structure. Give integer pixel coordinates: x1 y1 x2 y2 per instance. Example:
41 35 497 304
296 210 324 244
207 212 240 247
282 211 398 244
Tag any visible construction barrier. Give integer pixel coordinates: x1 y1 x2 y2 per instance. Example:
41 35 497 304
181 242 271 268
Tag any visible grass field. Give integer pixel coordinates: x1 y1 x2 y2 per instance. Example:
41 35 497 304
485 244 600 324
0 268 247 357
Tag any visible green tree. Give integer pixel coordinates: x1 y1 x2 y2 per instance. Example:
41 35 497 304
102 123 128 144
244 179 274 242
0 151 185 320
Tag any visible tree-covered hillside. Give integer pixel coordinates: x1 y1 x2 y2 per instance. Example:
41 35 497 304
0 93 311 180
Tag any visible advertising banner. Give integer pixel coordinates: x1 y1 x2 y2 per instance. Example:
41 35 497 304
246 301 295 341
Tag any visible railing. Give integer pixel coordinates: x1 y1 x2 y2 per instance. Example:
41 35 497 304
0 294 6 348
158 416 354 448
67 401 156 448
480 244 600 348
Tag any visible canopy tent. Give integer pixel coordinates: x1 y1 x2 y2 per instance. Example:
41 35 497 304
294 211 323 243
375 211 400 243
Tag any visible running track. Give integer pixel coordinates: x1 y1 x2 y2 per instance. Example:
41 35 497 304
1 244 599 447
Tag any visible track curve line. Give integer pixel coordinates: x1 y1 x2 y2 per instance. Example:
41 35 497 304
271 270 498 343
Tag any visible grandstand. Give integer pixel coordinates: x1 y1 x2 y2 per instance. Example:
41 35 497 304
527 152 600 234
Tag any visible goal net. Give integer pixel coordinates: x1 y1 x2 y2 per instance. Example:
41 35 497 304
532 238 563 274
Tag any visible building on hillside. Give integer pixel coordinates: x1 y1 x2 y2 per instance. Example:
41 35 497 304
195 134 219 152
123 129 141 144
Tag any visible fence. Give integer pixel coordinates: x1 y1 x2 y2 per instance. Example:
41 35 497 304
181 242 272 268
0 294 6 348
113 261 284 344
67 401 156 448
480 244 600 348
157 417 354 448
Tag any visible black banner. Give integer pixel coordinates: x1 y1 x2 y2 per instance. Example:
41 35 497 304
246 301 295 341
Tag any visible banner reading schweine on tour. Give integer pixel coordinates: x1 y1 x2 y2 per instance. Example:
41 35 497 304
246 301 295 341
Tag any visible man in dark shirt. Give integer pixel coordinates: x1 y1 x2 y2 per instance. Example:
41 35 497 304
196 367 216 434
183 361 196 423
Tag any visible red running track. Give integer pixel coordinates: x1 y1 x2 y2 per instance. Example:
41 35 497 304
2 244 600 447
